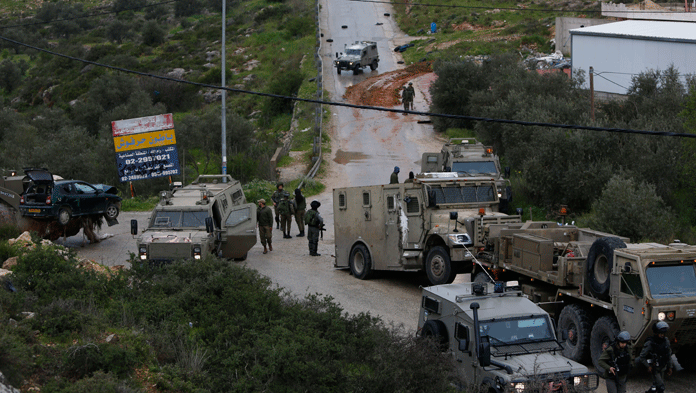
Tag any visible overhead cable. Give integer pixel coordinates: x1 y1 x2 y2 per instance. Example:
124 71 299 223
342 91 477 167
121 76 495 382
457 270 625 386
0 34 694 139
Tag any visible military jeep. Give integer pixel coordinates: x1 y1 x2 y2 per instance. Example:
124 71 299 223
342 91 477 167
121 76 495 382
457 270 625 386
334 40 379 75
131 175 257 263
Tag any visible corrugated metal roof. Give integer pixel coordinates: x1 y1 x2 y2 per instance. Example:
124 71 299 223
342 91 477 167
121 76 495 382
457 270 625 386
570 20 696 43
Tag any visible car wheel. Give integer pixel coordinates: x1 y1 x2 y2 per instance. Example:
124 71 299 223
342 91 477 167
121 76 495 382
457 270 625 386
349 243 373 280
337 67 341 75
557 304 592 363
58 207 71 226
425 246 455 285
352 66 359 75
474 271 493 284
421 320 448 351
105 203 120 220
370 60 377 71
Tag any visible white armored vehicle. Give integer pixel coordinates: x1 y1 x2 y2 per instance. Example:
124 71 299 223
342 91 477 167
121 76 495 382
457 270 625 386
334 40 379 75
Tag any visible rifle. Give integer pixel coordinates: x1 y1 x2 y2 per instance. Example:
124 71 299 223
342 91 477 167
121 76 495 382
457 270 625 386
319 223 325 240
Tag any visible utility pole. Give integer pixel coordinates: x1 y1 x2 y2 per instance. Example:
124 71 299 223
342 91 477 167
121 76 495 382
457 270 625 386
589 66 595 122
221 0 227 181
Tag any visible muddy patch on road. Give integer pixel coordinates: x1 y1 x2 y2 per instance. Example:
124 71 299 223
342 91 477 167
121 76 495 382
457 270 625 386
343 62 433 108
334 149 370 165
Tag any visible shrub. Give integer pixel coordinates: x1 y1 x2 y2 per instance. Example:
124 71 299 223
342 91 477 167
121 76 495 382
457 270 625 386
142 21 166 46
63 342 138 379
0 223 21 241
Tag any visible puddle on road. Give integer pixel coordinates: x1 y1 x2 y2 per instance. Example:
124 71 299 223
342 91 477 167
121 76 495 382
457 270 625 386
334 149 370 164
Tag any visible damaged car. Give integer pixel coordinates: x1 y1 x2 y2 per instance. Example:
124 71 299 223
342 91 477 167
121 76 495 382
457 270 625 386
18 168 122 225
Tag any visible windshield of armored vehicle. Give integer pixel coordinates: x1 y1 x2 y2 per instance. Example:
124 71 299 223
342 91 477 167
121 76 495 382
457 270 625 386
451 161 498 175
430 184 496 205
479 315 554 346
152 210 209 228
346 49 361 55
646 264 696 298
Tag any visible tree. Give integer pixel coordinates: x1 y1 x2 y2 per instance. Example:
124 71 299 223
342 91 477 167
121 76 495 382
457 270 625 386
107 20 130 44
175 0 203 17
142 20 165 47
0 60 21 93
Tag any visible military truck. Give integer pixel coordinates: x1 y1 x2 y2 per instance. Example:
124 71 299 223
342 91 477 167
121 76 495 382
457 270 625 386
419 281 599 392
421 138 512 213
332 172 521 285
334 40 379 75
465 219 696 371
131 174 257 263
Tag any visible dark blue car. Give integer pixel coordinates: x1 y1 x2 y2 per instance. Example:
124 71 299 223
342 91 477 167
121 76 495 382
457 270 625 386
18 169 121 225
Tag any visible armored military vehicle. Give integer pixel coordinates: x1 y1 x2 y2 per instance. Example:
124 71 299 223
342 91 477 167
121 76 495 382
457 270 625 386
466 219 696 371
418 282 599 393
131 174 257 263
332 172 520 285
334 40 379 75
421 138 512 213
419 281 599 392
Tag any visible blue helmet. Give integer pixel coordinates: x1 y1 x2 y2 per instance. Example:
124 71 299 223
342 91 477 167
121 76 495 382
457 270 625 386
394 166 400 173
616 331 631 343
653 321 669 334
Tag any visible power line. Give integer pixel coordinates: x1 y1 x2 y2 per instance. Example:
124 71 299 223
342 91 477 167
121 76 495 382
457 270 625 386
594 73 629 90
0 0 176 30
0 34 694 139
349 0 691 14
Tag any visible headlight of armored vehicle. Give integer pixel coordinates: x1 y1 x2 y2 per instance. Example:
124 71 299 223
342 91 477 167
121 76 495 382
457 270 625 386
508 382 525 393
448 233 472 245
573 374 599 389
139 246 147 260
193 245 202 260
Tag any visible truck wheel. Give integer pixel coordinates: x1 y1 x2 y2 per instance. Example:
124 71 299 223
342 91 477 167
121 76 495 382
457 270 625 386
337 67 341 75
676 345 696 371
105 203 119 220
425 246 455 285
58 207 71 226
557 304 591 363
421 319 448 351
370 60 377 70
586 237 626 301
349 243 373 280
353 66 360 75
590 316 620 373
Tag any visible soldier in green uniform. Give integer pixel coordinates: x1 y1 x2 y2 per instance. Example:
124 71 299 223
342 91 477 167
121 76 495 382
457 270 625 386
405 82 415 111
640 321 673 393
599 331 633 393
304 200 323 256
256 199 274 254
390 166 400 184
294 188 306 237
271 183 286 229
277 191 295 238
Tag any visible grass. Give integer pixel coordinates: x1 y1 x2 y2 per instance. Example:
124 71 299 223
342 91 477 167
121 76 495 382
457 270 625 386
120 196 159 212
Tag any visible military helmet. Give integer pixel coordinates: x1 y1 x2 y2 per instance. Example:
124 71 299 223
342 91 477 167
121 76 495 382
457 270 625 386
394 166 400 173
653 321 669 334
310 200 321 209
277 182 284 188
408 82 413 85
616 331 631 343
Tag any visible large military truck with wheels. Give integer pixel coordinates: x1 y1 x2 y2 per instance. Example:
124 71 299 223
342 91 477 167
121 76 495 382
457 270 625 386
332 173 520 285
334 40 379 75
419 281 599 392
421 138 513 213
131 174 257 263
465 219 696 371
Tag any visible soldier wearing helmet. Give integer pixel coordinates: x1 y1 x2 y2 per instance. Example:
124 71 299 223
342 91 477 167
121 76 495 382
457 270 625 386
390 166 400 184
599 330 633 393
640 321 673 393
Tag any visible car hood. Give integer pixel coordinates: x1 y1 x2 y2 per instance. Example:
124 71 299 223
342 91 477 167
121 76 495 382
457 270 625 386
496 351 589 378
337 54 361 61
139 231 210 244
93 184 119 195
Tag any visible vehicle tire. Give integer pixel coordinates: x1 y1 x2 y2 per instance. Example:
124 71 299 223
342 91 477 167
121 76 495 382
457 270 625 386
557 304 592 363
421 319 448 351
105 203 119 220
474 271 493 284
676 345 696 371
57 207 71 226
349 243 373 280
370 60 377 71
352 66 359 75
590 316 620 372
586 237 626 301
425 246 455 285
337 67 341 75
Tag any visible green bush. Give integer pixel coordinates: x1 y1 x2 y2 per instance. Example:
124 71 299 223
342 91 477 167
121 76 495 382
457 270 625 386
63 342 138 379
0 223 21 241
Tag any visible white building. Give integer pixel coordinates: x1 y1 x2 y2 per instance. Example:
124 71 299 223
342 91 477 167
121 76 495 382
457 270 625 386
571 20 696 95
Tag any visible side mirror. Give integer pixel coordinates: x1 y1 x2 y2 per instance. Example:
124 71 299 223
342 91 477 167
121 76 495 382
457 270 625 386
516 208 523 216
624 262 632 273
478 339 491 367
449 211 458 220
560 329 568 341
205 217 214 233
130 219 138 235
504 167 511 178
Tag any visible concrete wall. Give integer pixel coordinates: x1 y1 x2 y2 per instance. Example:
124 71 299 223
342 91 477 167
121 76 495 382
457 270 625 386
555 17 613 56
572 34 696 94
602 2 696 22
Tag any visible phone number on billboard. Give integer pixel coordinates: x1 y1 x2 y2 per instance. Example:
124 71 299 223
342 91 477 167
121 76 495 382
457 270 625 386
124 154 171 165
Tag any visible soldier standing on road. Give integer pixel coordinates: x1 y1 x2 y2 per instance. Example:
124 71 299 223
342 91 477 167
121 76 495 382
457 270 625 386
390 166 400 184
599 331 633 393
304 200 323 256
401 82 414 114
640 321 673 393
294 188 306 237
256 199 273 254
405 82 415 111
271 183 286 229
277 192 295 238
